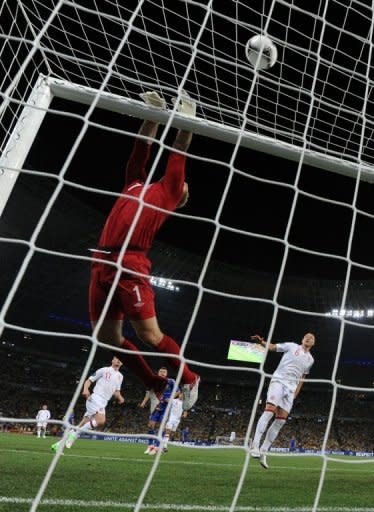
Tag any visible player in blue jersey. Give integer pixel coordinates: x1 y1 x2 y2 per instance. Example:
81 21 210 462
139 367 177 454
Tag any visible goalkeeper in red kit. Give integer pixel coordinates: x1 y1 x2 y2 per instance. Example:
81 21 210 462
89 91 199 410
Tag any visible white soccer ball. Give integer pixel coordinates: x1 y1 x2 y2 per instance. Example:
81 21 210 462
245 35 278 71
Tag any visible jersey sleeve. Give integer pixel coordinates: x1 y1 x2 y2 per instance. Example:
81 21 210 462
124 139 151 186
275 342 294 353
89 367 105 382
160 152 186 207
116 374 123 391
305 359 314 374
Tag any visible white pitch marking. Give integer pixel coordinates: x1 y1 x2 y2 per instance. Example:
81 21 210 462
0 497 373 511
1 449 373 472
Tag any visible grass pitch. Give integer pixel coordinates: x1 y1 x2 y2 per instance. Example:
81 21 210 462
0 434 373 512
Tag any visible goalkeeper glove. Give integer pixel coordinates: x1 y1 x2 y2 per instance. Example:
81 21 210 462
172 90 196 117
139 91 166 109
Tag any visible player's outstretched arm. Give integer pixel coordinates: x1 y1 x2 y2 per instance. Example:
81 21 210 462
171 91 196 153
139 392 150 408
124 91 163 186
82 379 92 399
250 334 277 351
173 130 192 153
294 374 306 400
113 390 125 405
138 120 160 141
138 91 166 141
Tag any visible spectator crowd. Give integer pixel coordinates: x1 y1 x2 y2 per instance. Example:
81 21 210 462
0 351 373 452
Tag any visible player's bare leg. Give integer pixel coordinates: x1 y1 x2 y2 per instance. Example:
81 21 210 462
130 316 197 384
130 316 200 410
51 414 103 453
144 418 157 455
91 318 123 346
65 413 105 449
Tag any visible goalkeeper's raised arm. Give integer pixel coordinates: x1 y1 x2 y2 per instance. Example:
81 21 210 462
124 91 166 186
161 91 195 208
89 90 199 413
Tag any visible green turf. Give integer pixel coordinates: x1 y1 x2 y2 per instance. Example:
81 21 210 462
0 434 373 511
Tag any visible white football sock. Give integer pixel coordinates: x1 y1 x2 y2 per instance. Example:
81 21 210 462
81 418 98 431
261 418 286 452
66 418 98 447
252 410 274 449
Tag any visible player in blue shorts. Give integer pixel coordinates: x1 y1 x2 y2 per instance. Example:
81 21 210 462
139 367 177 454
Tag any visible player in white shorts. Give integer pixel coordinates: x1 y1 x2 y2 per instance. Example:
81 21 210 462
36 405 51 438
51 356 124 452
163 391 185 452
250 333 315 469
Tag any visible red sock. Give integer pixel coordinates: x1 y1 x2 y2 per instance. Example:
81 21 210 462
157 335 197 385
119 339 157 389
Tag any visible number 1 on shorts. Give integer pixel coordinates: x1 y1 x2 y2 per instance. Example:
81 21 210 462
133 285 142 304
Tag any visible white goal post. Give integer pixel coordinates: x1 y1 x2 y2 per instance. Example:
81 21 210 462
0 75 52 217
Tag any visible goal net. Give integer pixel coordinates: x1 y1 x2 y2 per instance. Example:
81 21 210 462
1 1 373 511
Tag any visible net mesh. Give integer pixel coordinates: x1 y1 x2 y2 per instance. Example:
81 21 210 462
2 0 374 166
0 1 373 512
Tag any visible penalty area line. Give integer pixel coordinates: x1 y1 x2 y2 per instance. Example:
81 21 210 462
0 498 373 511
1 448 373 472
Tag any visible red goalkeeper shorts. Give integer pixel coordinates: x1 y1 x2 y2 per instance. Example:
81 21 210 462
89 257 156 322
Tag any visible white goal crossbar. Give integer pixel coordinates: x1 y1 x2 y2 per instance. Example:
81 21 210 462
2 72 374 220
46 77 374 183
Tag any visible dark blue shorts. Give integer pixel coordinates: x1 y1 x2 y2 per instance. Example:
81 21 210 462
150 408 166 423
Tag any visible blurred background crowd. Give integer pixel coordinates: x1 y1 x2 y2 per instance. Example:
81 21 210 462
0 353 372 452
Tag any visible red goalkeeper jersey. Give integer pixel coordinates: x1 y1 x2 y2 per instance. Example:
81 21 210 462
96 139 186 273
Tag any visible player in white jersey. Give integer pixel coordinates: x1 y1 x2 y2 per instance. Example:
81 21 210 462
163 391 186 452
250 333 315 469
36 405 51 438
51 356 124 452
